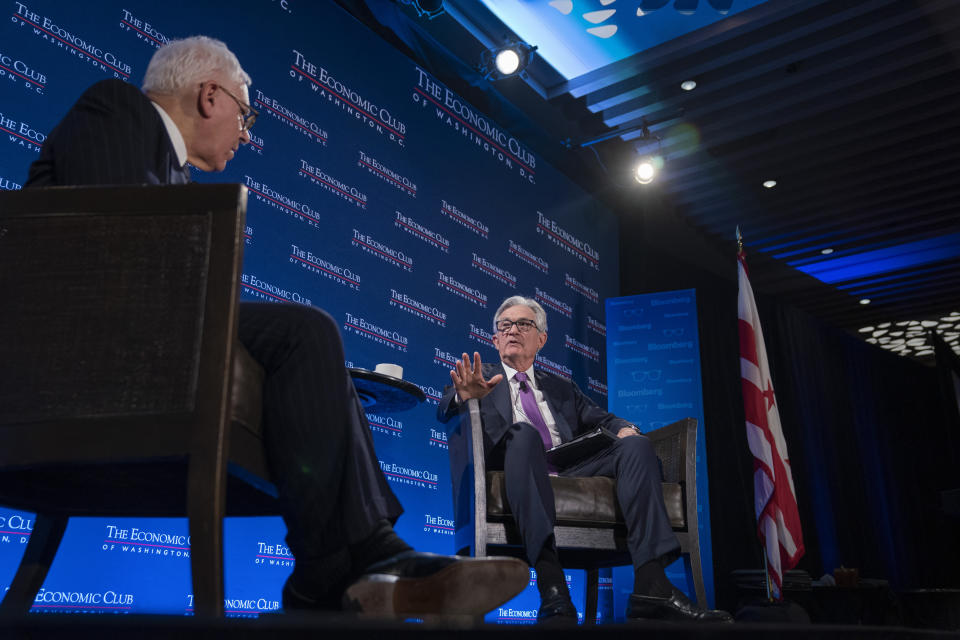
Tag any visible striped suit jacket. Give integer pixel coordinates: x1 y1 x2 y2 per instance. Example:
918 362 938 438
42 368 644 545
26 79 190 187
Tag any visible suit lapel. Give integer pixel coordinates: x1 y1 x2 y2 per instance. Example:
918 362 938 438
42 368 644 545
486 362 512 428
536 369 575 443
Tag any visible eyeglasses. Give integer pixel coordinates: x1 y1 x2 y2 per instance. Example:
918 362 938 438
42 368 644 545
218 85 258 132
496 318 538 333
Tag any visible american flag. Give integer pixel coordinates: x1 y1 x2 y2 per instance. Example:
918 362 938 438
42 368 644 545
737 249 804 598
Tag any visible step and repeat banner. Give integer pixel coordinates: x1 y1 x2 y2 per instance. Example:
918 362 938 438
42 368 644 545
0 0 620 621
606 290 714 609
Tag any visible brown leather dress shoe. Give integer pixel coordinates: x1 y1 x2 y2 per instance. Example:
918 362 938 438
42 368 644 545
626 588 733 623
342 551 529 617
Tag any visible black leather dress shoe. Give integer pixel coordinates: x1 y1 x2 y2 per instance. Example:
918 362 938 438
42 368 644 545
281 575 341 612
342 551 529 617
626 588 733 623
537 584 578 622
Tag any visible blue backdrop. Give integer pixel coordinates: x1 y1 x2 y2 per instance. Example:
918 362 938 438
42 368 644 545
606 290 714 609
0 0 620 621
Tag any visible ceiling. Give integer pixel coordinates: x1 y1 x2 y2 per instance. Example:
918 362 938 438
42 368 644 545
341 0 960 359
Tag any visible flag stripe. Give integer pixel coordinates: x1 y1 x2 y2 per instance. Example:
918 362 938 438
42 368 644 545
739 320 759 366
740 357 762 391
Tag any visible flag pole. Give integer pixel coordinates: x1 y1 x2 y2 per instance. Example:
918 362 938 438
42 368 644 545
763 546 774 602
739 225 774 603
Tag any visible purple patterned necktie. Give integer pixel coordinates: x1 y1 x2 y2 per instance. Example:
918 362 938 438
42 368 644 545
514 371 553 452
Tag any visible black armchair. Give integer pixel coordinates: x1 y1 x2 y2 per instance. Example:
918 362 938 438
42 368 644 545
448 399 705 622
0 184 276 617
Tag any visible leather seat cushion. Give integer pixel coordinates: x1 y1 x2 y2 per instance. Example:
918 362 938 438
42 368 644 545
486 471 685 529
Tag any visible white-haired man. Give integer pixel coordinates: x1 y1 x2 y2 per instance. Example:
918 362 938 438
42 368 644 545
25 36 527 617
438 295 732 623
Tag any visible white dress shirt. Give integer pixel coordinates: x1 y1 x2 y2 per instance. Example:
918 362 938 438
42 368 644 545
151 102 188 168
501 362 562 448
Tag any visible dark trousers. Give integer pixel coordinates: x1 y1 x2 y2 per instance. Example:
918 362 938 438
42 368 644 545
238 303 402 584
495 422 680 569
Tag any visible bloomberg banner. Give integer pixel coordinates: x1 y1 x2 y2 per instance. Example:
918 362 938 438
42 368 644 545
606 290 714 609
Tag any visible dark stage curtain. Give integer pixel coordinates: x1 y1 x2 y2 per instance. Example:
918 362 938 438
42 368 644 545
623 244 960 611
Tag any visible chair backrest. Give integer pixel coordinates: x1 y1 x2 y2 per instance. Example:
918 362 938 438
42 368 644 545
0 184 246 483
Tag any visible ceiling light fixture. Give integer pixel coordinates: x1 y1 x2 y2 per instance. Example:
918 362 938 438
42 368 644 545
481 40 537 80
680 79 697 91
635 157 656 184
860 313 960 359
763 180 777 188
859 298 871 305
632 119 665 185
821 248 834 255
495 49 520 75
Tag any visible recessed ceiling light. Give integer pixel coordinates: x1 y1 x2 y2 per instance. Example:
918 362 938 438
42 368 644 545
680 80 697 91
821 248 834 255
763 180 777 188
860 298 871 305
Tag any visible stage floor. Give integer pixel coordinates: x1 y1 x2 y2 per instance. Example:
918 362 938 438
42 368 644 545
2 613 959 640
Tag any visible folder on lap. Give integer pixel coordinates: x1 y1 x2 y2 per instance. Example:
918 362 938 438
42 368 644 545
546 427 618 469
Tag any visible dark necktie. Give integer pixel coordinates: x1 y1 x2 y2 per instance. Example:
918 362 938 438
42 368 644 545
514 371 553 452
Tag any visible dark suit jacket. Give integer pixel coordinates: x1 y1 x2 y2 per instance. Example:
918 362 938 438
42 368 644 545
437 361 631 455
26 79 189 187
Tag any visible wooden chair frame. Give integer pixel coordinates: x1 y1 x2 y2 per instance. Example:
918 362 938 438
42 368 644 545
0 184 275 617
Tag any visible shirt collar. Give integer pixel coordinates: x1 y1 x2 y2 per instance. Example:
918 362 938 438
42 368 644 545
151 101 188 168
501 362 536 388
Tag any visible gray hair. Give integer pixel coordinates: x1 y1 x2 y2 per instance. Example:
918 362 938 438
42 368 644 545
142 36 250 94
493 296 548 333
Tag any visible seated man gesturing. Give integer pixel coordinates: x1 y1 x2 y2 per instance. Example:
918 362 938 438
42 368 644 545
438 296 732 623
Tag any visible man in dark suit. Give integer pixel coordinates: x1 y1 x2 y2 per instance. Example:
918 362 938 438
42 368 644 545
25 35 526 618
438 295 732 622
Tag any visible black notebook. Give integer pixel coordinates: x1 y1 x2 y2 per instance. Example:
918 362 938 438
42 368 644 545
545 427 618 469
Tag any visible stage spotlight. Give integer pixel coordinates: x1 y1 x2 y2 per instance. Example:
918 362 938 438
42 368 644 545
495 48 521 75
481 41 537 79
635 157 656 184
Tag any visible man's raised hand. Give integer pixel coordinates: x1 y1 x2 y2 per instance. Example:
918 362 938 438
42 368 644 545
450 351 503 401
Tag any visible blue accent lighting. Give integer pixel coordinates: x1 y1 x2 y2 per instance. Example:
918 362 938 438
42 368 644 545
790 232 960 284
